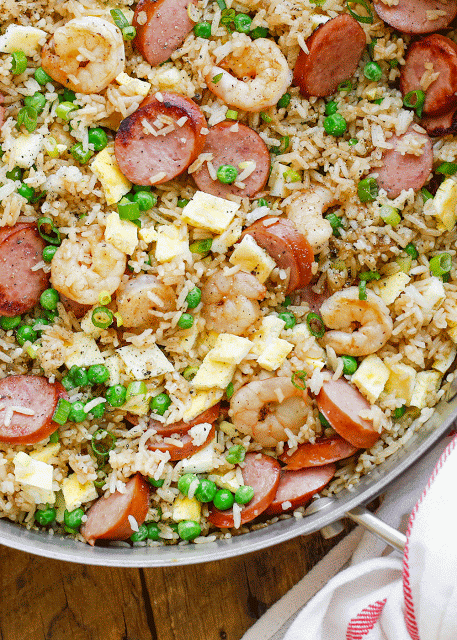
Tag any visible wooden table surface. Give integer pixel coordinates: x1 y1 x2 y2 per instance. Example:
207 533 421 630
0 525 350 640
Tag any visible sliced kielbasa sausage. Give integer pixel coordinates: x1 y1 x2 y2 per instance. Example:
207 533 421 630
279 436 358 470
0 223 49 317
133 0 197 67
400 34 457 117
193 122 270 199
149 403 220 436
298 283 329 314
208 453 281 528
374 0 457 34
81 474 150 546
293 14 366 98
264 464 336 515
421 107 457 138
115 92 207 185
59 293 91 319
147 423 215 461
375 128 433 199
241 218 313 294
316 378 380 449
0 375 68 444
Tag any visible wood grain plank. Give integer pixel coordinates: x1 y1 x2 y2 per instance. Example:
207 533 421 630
0 546 154 640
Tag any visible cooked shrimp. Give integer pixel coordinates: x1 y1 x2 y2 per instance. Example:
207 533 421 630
116 275 175 328
41 17 125 94
230 377 309 447
286 186 338 252
201 271 266 335
206 38 292 112
320 287 393 356
51 227 126 305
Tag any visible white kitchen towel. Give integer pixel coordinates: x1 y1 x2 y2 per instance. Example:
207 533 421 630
241 432 455 640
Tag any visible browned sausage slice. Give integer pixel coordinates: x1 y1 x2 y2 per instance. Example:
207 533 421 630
316 378 380 449
81 474 150 546
149 403 220 436
115 92 207 185
264 464 336 515
400 35 457 117
298 283 329 314
374 0 457 34
241 218 313 294
0 223 49 316
133 0 197 67
193 122 270 198
293 15 366 98
208 453 281 528
375 128 433 199
59 293 91 319
147 423 215 461
279 436 358 469
0 375 68 444
421 107 457 138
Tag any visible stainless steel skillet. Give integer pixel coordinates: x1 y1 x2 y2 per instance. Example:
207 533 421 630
0 381 454 567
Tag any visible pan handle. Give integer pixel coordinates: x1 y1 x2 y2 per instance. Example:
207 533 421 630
345 506 406 552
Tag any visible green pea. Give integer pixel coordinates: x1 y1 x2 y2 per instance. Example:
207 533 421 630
213 489 235 510
177 197 189 208
234 485 254 505
64 507 84 529
277 93 291 109
87 364 110 384
88 127 108 151
61 375 76 391
283 296 292 307
40 288 59 310
69 365 88 386
393 405 406 419
341 355 358 376
404 243 418 260
63 88 77 103
194 21 212 38
69 401 86 423
35 507 56 526
234 13 252 33
278 311 296 329
195 479 217 503
106 384 127 407
147 522 160 540
41 245 57 264
177 520 201 540
16 325 37 345
217 164 238 184
323 113 347 136
178 473 199 496
226 444 246 464
364 61 383 82
178 313 194 329
150 393 171 416
133 190 157 211
17 182 35 202
325 100 338 116
148 477 164 488
0 315 21 330
186 287 201 309
130 523 149 542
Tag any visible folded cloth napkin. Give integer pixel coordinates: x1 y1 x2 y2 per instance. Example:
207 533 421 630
241 433 456 640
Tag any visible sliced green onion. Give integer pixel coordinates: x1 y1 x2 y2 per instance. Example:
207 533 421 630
359 271 380 282
212 73 223 83
250 26 269 39
34 67 52 86
126 380 147 399
337 79 353 92
358 177 378 203
436 162 457 176
325 212 343 237
226 381 234 399
216 0 227 9
404 243 418 260
183 365 199 381
396 255 412 274
91 429 117 457
429 253 451 277
177 197 189 208
16 106 38 133
393 405 406 419
190 238 213 254
37 217 61 245
260 111 272 123
55 101 79 121
346 0 374 23
403 90 425 118
306 312 325 338
318 412 331 428
368 38 378 59
99 291 111 306
358 280 367 300
291 370 307 390
380 204 401 226
421 188 433 202
91 306 114 329
118 197 140 220
110 8 130 29
122 25 136 40
52 398 71 425
283 168 301 183
49 430 59 443
226 109 238 120
11 50 27 75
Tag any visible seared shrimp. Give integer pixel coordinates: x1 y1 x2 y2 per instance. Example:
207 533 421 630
201 271 266 335
116 275 175 328
286 186 338 253
230 377 309 447
51 227 126 305
320 287 393 356
41 17 125 94
206 38 292 112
